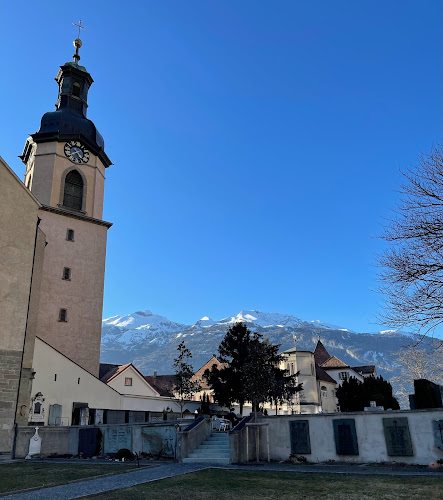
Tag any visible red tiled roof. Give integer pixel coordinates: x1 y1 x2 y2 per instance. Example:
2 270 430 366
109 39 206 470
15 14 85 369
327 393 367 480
321 356 349 368
100 363 131 383
191 355 226 387
144 374 176 397
314 340 332 365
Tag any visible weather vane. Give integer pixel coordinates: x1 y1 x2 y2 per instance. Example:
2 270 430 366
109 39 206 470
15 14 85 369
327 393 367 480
72 20 87 39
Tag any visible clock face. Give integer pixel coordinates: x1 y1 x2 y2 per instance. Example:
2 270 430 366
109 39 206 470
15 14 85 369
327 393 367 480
64 141 90 164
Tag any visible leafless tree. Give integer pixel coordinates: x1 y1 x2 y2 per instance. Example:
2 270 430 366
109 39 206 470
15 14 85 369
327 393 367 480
378 146 443 337
391 344 443 408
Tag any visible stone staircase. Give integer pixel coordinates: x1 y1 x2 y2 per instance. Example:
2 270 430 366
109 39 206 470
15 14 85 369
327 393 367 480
182 432 230 464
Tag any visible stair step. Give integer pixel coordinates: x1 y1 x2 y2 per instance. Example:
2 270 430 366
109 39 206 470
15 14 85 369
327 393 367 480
183 457 230 464
189 451 230 458
199 445 230 449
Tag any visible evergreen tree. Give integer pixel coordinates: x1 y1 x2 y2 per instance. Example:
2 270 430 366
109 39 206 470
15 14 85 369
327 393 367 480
336 376 399 412
205 323 301 415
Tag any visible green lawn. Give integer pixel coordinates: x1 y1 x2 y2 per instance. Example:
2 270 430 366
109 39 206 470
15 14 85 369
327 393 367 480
93 469 443 500
0 462 138 494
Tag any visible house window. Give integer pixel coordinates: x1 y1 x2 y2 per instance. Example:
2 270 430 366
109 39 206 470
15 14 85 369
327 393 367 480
339 371 349 381
63 170 83 210
66 229 75 241
62 267 71 280
124 377 132 386
321 386 328 398
59 309 67 322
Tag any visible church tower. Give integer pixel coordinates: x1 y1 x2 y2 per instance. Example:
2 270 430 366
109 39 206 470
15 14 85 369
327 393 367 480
20 36 112 377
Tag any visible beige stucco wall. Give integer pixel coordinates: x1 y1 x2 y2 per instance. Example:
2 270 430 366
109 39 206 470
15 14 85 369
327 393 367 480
281 351 320 411
0 157 42 454
259 409 443 465
326 367 364 386
31 338 122 425
318 380 337 413
25 141 106 219
35 210 108 376
107 367 160 398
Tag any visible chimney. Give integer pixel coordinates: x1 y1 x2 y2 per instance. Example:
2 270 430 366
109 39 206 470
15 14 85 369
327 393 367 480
153 371 157 378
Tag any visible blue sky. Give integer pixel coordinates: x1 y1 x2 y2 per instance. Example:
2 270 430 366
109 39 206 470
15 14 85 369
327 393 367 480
2 1 441 332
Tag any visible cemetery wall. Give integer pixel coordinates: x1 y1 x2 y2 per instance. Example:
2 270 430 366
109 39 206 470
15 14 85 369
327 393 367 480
256 409 443 465
14 421 183 459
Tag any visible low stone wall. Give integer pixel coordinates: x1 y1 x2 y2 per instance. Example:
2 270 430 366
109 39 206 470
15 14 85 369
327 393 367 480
177 417 212 460
15 426 71 458
15 421 187 459
248 409 443 465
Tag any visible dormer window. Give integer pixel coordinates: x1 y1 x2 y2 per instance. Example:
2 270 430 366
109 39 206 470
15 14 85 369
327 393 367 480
72 82 81 98
63 170 83 210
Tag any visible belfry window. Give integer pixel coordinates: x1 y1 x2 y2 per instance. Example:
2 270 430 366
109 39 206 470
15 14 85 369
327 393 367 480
63 170 83 210
72 82 81 97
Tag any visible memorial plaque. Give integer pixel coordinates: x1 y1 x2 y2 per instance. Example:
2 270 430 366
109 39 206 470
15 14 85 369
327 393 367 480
289 420 311 454
129 411 146 423
48 404 62 426
150 412 164 423
106 410 126 424
383 417 413 456
95 409 104 425
79 428 102 457
333 419 359 455
142 425 176 457
432 420 443 450
104 427 132 454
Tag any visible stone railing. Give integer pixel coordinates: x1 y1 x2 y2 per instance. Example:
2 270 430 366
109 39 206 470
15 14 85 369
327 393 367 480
176 417 212 461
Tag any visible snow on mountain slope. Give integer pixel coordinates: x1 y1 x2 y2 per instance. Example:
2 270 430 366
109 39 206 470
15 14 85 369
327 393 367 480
100 309 418 381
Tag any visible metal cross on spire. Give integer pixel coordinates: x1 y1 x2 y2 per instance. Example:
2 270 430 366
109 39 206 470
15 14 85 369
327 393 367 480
72 20 87 39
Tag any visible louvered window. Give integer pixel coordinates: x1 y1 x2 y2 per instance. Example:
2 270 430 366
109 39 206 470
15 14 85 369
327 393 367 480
63 170 83 210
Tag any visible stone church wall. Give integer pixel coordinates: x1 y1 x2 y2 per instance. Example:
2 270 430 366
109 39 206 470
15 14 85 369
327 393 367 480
0 159 43 455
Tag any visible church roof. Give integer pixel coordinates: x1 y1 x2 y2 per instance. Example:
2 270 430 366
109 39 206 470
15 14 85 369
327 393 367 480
314 340 332 365
321 356 349 368
315 364 336 384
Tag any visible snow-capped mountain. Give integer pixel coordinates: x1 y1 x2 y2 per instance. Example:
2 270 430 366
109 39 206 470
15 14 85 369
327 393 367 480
100 309 418 380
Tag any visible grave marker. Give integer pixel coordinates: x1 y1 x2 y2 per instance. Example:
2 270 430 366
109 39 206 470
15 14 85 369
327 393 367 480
383 417 413 456
333 419 359 455
289 420 311 454
104 427 132 454
432 420 443 450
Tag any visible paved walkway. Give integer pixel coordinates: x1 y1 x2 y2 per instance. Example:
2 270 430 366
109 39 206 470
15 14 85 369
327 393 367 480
2 461 443 499
0 463 208 500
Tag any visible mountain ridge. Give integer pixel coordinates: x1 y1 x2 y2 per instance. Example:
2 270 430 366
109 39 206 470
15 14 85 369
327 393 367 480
100 309 416 379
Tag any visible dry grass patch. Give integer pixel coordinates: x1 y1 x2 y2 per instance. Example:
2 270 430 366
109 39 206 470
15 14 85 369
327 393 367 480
94 469 443 500
0 462 138 494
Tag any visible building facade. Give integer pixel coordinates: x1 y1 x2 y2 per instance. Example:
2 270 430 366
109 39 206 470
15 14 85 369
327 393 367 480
20 39 112 376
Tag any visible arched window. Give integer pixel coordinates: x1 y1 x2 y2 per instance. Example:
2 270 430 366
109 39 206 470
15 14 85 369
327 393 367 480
63 170 83 210
72 82 81 97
